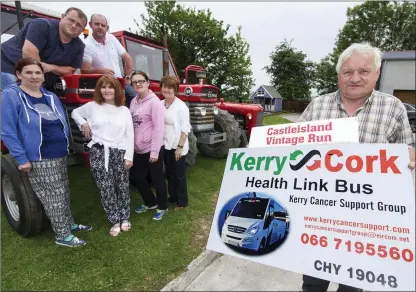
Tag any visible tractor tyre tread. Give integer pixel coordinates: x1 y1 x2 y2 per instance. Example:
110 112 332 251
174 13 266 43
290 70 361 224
1 154 43 237
197 109 240 159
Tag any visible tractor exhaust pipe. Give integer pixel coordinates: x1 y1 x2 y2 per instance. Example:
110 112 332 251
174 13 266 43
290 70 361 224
161 26 169 77
15 1 24 29
3 1 33 35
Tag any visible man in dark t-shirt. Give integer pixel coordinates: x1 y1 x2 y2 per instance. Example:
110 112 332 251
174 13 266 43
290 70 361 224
1 7 88 91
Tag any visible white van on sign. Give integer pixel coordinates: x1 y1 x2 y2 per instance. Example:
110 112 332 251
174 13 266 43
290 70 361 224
219 193 289 255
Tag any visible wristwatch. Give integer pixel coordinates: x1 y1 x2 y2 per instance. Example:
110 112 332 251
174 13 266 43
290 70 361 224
178 145 183 148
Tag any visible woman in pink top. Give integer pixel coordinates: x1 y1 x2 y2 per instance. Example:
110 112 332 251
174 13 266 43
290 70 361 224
129 71 168 221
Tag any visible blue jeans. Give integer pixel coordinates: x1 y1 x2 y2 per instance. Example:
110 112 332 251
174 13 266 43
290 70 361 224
1 72 17 91
125 84 137 108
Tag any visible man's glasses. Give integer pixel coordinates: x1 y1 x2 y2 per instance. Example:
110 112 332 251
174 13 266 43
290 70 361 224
65 15 85 29
132 80 147 85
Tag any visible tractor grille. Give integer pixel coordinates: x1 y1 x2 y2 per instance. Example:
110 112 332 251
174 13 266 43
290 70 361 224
77 77 98 98
227 225 247 234
64 104 89 145
201 87 218 99
256 111 264 126
76 77 124 99
188 102 215 125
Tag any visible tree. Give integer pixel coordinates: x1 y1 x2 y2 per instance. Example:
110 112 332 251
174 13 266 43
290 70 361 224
315 55 338 95
220 26 255 101
264 39 315 100
134 1 254 100
316 1 416 93
335 1 416 55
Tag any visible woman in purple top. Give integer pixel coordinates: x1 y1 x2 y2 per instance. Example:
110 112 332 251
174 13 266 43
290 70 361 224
129 71 168 220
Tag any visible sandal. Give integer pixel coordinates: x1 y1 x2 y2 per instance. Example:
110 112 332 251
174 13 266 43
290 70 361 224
109 224 121 237
121 220 131 231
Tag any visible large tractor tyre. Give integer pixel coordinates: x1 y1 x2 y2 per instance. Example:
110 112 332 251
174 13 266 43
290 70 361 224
150 130 198 184
197 109 240 159
185 130 198 170
238 129 249 148
1 154 44 237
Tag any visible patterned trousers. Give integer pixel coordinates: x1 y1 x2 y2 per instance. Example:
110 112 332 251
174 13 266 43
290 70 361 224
28 157 75 240
89 145 130 225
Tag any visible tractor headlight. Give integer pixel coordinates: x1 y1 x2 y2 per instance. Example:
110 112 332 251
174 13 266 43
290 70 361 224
213 106 219 115
247 113 252 120
54 77 67 94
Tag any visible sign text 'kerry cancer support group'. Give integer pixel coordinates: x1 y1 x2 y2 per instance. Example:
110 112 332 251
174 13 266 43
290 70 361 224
206 143 415 291
249 117 359 148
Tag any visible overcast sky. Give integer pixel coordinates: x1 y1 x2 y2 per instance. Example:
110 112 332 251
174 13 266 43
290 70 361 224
29 1 360 87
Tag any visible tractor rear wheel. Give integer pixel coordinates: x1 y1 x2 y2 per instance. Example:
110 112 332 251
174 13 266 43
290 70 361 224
1 154 44 237
197 109 240 159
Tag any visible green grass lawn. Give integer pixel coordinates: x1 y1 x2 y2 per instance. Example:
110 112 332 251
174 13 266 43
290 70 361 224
1 114 291 291
1 155 225 291
263 113 292 126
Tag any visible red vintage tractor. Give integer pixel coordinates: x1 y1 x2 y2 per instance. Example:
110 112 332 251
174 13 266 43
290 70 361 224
1 2 264 237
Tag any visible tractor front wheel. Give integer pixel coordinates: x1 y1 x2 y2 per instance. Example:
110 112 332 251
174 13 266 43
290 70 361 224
197 109 240 159
238 129 249 148
1 154 44 237
185 130 198 170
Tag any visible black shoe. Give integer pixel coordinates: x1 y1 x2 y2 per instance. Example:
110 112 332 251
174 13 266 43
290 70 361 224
174 204 188 211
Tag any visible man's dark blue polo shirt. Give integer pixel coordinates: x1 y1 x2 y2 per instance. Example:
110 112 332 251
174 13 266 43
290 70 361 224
1 18 85 88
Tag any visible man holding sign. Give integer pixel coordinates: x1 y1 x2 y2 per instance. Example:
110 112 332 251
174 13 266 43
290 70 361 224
299 43 415 291
207 42 414 292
